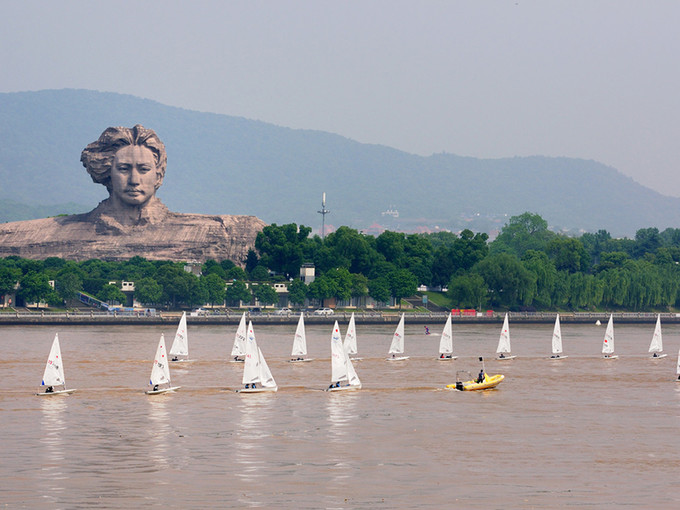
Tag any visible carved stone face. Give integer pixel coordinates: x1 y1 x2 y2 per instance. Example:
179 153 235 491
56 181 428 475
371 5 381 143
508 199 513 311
110 145 160 207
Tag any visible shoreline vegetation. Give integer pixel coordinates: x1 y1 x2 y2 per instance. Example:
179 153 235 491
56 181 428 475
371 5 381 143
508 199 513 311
4 212 680 316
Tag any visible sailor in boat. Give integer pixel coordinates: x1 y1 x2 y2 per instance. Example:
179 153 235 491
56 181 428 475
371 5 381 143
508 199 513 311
153 384 159 392
476 369 485 384
245 383 256 389
499 353 505 359
45 386 54 393
652 352 659 358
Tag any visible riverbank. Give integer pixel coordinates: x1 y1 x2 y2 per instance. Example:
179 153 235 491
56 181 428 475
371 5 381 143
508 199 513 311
0 310 677 326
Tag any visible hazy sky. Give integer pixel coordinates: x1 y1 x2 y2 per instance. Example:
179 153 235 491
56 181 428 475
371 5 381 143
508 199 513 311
2 1 679 197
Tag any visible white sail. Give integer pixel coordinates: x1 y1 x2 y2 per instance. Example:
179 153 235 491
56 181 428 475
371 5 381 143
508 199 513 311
231 312 247 357
331 321 348 383
149 334 172 386
438 314 453 355
343 312 358 355
496 313 512 354
169 311 189 358
41 333 66 387
257 347 277 388
388 314 406 354
602 314 615 354
345 349 361 387
676 349 680 376
551 314 563 355
648 314 663 354
242 321 260 385
291 314 307 357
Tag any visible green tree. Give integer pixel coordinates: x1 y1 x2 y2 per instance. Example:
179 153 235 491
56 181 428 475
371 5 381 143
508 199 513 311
491 212 556 257
0 265 21 297
225 280 252 307
287 279 308 307
202 259 227 279
547 237 588 273
431 229 489 287
447 273 487 309
97 283 127 305
255 223 313 278
253 283 278 306
135 277 163 305
368 277 390 305
323 267 354 302
18 271 58 305
350 273 369 301
55 272 83 301
387 269 418 308
522 250 557 308
321 226 377 274
225 266 248 281
250 265 270 281
474 253 535 308
307 276 337 304
202 273 226 306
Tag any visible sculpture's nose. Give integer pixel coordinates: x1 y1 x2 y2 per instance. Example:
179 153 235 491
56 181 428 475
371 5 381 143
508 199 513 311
128 167 141 184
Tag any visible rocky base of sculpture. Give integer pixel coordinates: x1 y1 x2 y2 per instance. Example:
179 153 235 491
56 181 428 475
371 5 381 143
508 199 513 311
0 201 266 263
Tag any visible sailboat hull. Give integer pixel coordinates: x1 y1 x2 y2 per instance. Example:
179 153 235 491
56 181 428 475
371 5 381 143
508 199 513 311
549 355 568 360
603 355 619 359
237 386 278 393
650 354 667 359
145 386 181 395
496 355 516 360
386 356 409 361
326 384 361 392
37 388 76 396
437 355 457 361
289 358 314 363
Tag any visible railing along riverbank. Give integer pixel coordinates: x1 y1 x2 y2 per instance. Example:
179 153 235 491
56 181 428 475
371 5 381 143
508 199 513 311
1 309 679 326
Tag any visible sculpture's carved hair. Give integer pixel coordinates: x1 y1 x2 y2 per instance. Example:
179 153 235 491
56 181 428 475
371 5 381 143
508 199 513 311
80 125 167 192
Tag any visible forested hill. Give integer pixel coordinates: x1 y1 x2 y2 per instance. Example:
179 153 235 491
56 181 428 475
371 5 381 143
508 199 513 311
1 89 679 237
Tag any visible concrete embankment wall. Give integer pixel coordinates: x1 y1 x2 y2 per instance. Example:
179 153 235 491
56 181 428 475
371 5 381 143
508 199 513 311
0 311 676 326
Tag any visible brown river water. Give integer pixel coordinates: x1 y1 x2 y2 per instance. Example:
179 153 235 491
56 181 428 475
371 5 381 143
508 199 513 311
1 321 679 509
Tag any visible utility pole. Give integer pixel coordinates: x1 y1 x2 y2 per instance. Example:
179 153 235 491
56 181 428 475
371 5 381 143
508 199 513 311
317 192 330 239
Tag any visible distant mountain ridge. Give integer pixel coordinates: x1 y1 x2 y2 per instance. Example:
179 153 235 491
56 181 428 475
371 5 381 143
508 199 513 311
0 89 678 237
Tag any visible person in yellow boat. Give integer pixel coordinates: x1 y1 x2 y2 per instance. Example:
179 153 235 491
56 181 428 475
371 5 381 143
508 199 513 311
476 369 485 383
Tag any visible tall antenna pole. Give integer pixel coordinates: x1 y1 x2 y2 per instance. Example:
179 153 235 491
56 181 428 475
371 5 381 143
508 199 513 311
317 192 330 239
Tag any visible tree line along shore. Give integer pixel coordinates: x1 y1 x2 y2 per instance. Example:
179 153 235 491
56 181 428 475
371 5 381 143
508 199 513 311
3 212 680 315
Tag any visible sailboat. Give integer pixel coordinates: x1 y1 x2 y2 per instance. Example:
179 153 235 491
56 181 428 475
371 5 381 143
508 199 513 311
676 348 680 382
602 314 618 359
37 333 76 396
386 313 409 361
238 321 278 393
230 312 247 362
290 314 313 362
648 314 667 358
327 320 361 391
169 311 189 361
146 333 181 394
549 314 567 360
343 312 361 360
437 313 457 360
496 313 516 360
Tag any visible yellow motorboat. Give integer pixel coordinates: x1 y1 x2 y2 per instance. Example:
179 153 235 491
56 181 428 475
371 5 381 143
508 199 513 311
446 373 504 391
